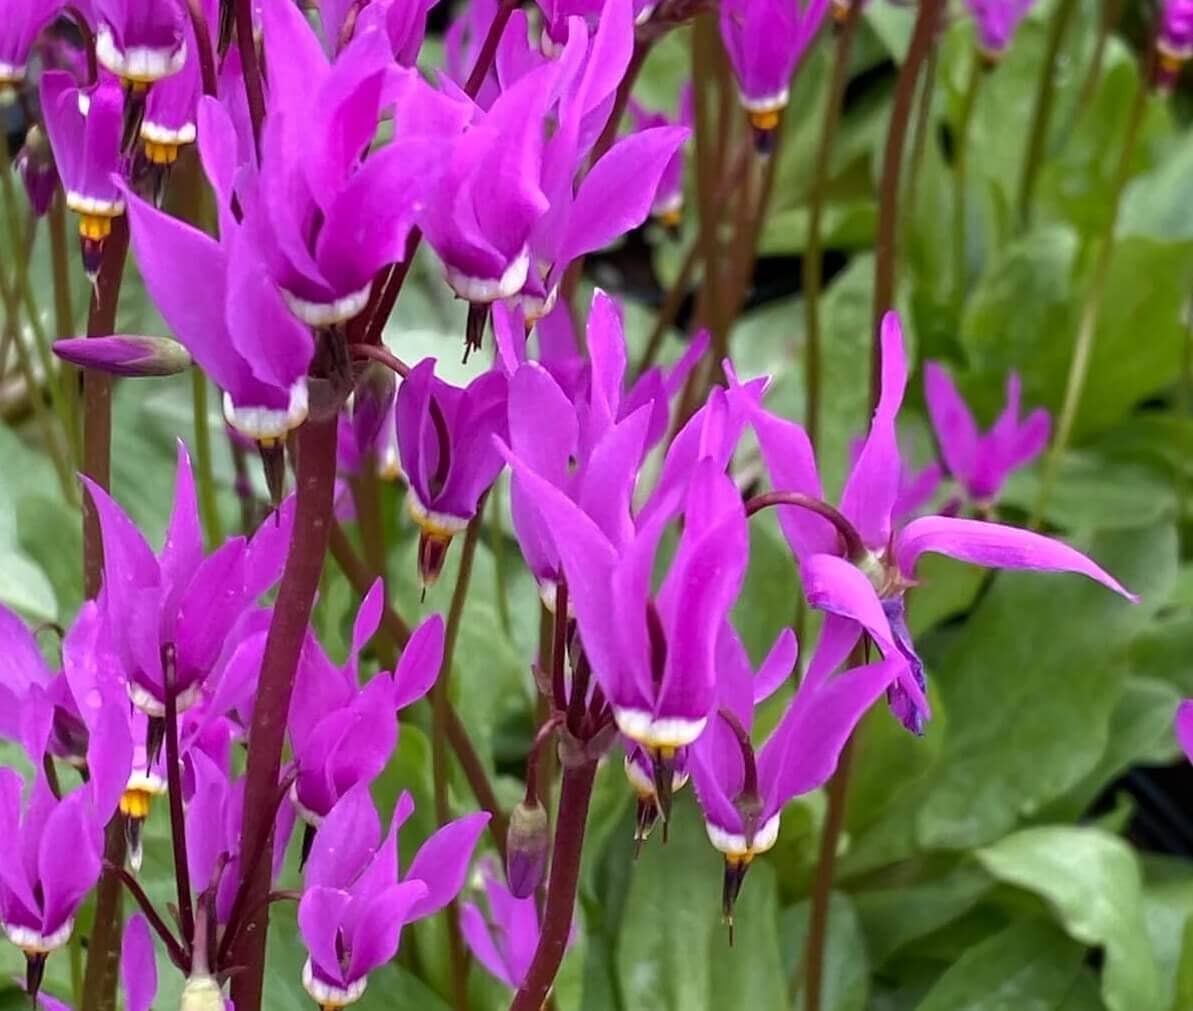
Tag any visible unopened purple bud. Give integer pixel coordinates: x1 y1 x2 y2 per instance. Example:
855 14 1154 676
1156 0 1193 92
16 126 58 217
505 800 550 898
53 335 193 377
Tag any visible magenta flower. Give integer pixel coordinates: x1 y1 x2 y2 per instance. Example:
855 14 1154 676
1 0 63 86
737 312 1137 734
120 98 314 442
628 85 694 229
289 582 442 827
82 442 289 717
298 786 488 1009
140 0 215 165
923 363 1049 510
0 772 103 988
352 0 436 64
690 618 898 914
419 62 561 302
1157 0 1193 91
1176 699 1193 763
624 740 690 846
504 452 748 786
255 1 452 327
460 857 573 990
963 0 1036 58
396 359 508 586
39 72 125 274
719 0 828 135
121 915 158 1011
92 0 188 85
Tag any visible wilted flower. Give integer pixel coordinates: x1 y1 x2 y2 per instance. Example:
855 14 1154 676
923 363 1049 512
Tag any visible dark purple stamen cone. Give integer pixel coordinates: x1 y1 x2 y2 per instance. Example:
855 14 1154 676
721 857 750 945
299 822 318 871
633 795 660 857
82 236 106 280
259 441 288 507
463 302 489 363
505 800 550 898
418 531 452 590
650 748 677 826
26 951 47 1001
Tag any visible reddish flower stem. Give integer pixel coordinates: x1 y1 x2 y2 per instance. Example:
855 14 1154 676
744 490 866 562
235 0 266 153
348 341 411 377
229 415 339 1011
78 216 129 1011
163 645 195 946
64 6 98 83
509 760 597 1011
185 0 219 98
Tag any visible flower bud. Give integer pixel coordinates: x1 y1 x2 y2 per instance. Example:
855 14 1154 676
16 126 58 217
505 800 550 898
351 361 396 453
53 335 193 377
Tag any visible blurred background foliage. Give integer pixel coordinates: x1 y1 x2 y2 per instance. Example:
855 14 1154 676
5 0 1193 1008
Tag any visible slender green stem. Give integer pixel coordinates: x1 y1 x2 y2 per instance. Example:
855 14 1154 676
904 41 939 228
1075 0 1122 120
1178 291 1193 534
952 51 982 309
804 5 863 451
49 194 81 462
1032 73 1150 527
191 368 223 547
1016 0 1079 231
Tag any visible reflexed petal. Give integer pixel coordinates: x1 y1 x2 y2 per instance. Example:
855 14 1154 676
121 914 157 1011
895 517 1138 601
460 902 515 988
923 362 978 484
801 554 894 653
306 784 382 889
753 628 798 704
38 789 103 934
392 615 443 710
298 886 353 986
0 604 51 694
1177 700 1193 764
344 880 427 981
405 811 490 919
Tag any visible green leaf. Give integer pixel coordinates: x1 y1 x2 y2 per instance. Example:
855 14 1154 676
1119 130 1193 242
709 861 784 1011
615 795 721 1011
783 891 870 1011
976 827 1161 1011
854 865 992 967
914 523 1176 851
911 918 1086 1011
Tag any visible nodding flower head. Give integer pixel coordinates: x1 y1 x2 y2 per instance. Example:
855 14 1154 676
718 0 829 136
39 72 126 275
963 0 1036 61
93 0 189 88
1 0 65 90
140 0 216 165
1156 0 1193 91
396 359 509 587
628 86 694 231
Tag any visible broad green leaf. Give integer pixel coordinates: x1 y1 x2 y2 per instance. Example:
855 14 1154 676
783 891 870 1011
976 827 1161 1011
854 865 991 967
912 918 1086 1011
616 795 721 1011
709 861 784 1011
1119 129 1193 242
915 523 1175 851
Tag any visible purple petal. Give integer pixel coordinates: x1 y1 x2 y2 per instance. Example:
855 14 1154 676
298 886 353 986
306 784 382 889
344 880 427 981
392 614 443 710
174 538 249 682
350 579 385 668
121 914 157 1011
38 789 103 934
923 362 978 485
405 811 490 920
85 702 134 823
0 604 51 694
895 517 1139 601
160 442 204 619
838 312 907 550
556 126 688 268
460 901 516 988
1177 700 1193 764
753 628 798 704
801 554 895 654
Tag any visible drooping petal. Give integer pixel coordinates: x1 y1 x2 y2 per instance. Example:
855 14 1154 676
895 517 1139 601
121 914 157 1011
344 880 428 981
298 886 353 986
38 789 103 935
460 902 516 987
923 362 978 485
305 784 382 890
391 614 443 710
405 811 490 920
